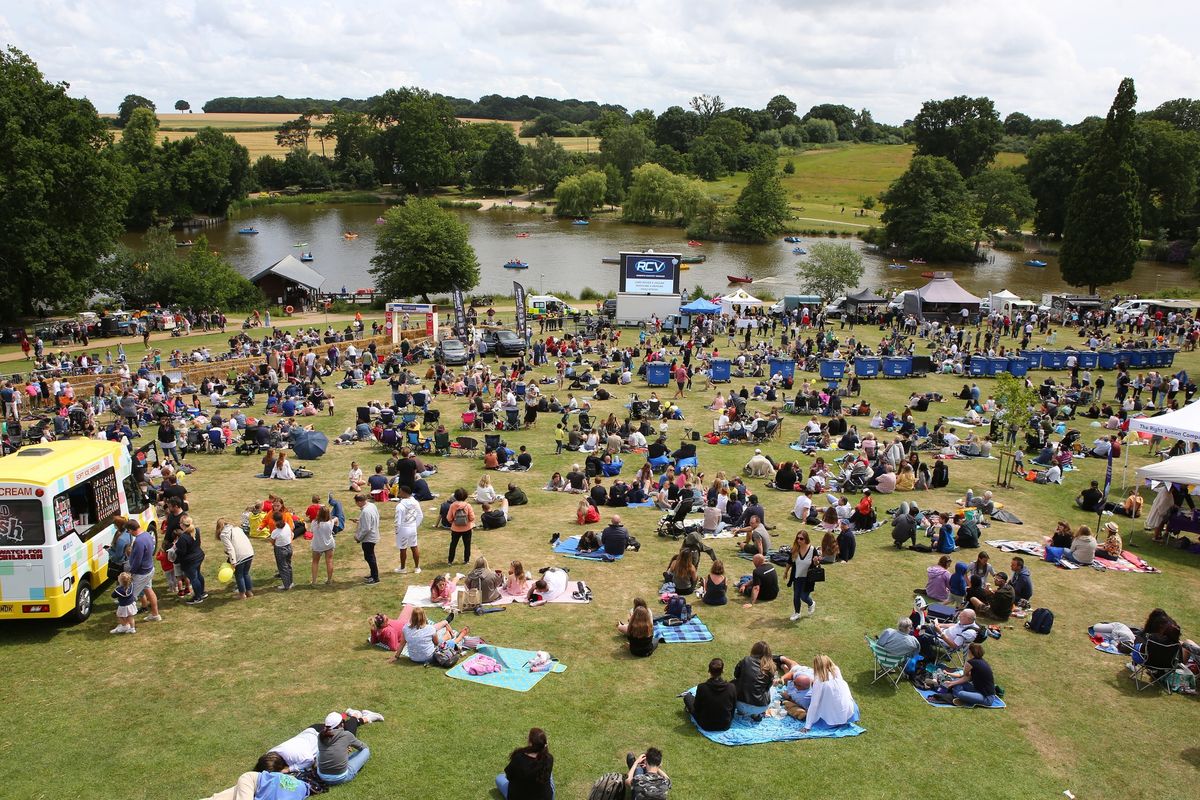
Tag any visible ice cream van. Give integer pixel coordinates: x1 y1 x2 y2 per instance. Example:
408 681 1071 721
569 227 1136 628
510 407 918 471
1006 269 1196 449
0 440 157 623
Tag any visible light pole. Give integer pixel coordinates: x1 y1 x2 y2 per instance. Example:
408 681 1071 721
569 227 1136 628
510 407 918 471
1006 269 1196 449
540 272 545 293
1155 274 1161 293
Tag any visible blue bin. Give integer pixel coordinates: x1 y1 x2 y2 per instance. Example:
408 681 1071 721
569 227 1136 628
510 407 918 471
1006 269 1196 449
1077 351 1099 369
1007 357 1029 377
1162 349 1177 367
988 357 1009 375
1042 351 1067 369
768 358 796 380
709 358 731 382
819 359 846 380
854 357 881 378
645 362 670 387
1097 351 1117 370
1127 350 1149 368
1021 350 1044 369
970 358 988 376
882 356 911 377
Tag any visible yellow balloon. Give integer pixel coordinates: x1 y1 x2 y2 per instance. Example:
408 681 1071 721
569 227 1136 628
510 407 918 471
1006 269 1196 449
217 563 235 584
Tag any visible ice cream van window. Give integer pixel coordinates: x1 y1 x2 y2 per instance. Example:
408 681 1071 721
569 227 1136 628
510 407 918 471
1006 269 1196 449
0 500 46 547
54 467 121 542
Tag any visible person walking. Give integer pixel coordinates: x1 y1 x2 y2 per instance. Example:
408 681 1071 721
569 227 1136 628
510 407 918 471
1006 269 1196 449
310 505 336 585
393 484 423 574
446 487 476 565
174 516 208 605
126 520 162 622
217 517 254 599
351 494 381 584
785 530 820 621
268 511 295 591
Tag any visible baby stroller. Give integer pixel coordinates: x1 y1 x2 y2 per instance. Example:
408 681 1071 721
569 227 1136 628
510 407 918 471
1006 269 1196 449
628 393 646 420
835 458 871 493
656 496 701 539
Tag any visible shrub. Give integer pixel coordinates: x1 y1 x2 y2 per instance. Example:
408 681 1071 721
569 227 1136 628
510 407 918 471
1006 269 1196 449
579 287 605 301
783 160 795 174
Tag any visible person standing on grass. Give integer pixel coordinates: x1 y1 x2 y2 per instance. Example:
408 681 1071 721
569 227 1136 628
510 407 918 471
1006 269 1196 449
785 530 820 622
110 572 137 634
127 520 162 622
351 494 381 584
269 511 295 591
174 516 208 605
393 484 423 574
217 517 254 600
672 362 687 400
447 487 476 565
309 505 336 585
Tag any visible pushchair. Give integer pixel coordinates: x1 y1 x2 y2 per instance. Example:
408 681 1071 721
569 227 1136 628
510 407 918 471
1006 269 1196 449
657 496 701 539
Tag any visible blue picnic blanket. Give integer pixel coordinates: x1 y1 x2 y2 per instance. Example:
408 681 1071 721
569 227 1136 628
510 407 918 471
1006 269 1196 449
445 645 567 693
685 687 864 746
913 686 1006 709
553 535 623 561
1092 636 1123 655
654 617 713 643
626 500 658 508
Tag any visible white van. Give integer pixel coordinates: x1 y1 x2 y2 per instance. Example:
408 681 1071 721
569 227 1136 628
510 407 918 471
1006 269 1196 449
0 440 157 622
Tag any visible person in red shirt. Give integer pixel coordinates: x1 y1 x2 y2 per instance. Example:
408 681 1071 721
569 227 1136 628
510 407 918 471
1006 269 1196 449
673 364 688 400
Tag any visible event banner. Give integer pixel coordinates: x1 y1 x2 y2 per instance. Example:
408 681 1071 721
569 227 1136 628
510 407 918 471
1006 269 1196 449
620 252 681 296
451 287 466 339
513 281 527 341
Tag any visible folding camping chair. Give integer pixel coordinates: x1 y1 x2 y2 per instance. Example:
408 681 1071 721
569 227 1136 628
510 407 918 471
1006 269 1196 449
422 408 440 430
434 430 452 457
455 436 479 458
1129 639 1183 692
866 635 909 688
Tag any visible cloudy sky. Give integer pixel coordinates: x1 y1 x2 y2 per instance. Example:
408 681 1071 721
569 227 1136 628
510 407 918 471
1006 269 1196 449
3 0 1198 123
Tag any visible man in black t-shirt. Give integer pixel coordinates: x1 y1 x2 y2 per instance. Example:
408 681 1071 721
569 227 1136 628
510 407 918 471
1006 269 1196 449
160 476 189 511
395 449 418 490
565 468 586 493
740 554 778 607
1076 480 1104 512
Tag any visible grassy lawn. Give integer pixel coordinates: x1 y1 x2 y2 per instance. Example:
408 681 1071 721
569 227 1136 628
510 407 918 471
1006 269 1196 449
3 322 1196 799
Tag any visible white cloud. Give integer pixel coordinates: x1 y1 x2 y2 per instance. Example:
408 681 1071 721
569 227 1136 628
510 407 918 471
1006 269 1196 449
0 0 1197 122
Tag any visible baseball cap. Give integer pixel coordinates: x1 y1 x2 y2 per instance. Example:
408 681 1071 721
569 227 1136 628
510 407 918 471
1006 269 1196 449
324 712 343 728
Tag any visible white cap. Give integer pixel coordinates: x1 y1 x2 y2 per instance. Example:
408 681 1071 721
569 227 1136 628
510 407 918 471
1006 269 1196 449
324 712 344 729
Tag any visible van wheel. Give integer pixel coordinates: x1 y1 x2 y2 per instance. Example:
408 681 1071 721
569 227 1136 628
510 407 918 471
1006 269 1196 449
70 577 93 623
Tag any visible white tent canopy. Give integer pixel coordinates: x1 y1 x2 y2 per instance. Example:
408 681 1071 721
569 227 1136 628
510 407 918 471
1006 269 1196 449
1135 451 1200 485
1128 401 1200 443
719 288 763 317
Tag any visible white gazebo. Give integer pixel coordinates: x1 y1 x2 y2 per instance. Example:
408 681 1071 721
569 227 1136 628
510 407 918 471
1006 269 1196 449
987 289 1035 317
1129 401 1200 443
719 288 763 318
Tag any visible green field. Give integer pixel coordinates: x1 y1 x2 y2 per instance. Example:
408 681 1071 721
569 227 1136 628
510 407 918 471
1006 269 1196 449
1 317 1195 800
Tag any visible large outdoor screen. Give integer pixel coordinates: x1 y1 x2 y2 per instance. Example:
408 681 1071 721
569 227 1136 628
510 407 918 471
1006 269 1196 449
620 252 681 296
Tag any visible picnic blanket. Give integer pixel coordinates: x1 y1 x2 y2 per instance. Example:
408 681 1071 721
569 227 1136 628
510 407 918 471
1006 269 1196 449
985 540 1159 574
1092 635 1123 655
402 580 593 607
685 687 864 746
654 617 714 643
626 500 658 508
913 685 1006 709
445 645 567 692
553 535 624 561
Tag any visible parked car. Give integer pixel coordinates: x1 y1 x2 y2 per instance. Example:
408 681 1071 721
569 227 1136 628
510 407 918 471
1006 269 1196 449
479 329 527 357
436 337 469 365
602 299 617 319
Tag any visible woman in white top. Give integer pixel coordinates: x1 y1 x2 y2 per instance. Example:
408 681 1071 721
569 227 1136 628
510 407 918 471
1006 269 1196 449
474 475 499 504
804 655 859 731
310 505 337 585
217 517 255 599
271 451 296 480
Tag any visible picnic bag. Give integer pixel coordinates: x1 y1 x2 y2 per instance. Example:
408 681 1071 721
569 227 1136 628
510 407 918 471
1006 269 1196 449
460 587 482 611
588 772 627 800
1026 607 1054 634
430 644 461 668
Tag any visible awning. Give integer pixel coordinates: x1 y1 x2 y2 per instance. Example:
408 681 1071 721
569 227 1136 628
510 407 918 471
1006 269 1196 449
1129 401 1200 443
680 299 722 314
1136 450 1200 484
249 255 326 290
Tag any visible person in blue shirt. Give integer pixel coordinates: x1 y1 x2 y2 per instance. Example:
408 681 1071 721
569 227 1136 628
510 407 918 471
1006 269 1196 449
281 398 297 417
1008 556 1033 603
933 516 957 553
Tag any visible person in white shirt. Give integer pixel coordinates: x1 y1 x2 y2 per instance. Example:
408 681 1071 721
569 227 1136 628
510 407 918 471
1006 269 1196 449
792 490 813 522
392 484 423 574
268 513 295 590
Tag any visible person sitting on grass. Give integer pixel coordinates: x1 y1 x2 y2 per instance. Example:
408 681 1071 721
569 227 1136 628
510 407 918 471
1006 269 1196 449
733 640 777 720
804 655 859 731
496 727 554 800
936 642 997 707
917 608 979 663
924 555 953 602
480 500 510 529
368 612 408 652
394 607 468 665
621 602 658 658
601 514 631 555
1076 480 1104 513
1066 524 1098 565
664 549 698 596
253 709 383 775
624 747 671 800
732 514 770 556
577 497 600 525
739 554 779 608
701 560 728 606
968 572 1015 621
684 657 737 732
316 711 371 786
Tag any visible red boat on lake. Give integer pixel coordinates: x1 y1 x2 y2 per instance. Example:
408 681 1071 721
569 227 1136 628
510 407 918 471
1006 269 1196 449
727 275 753 284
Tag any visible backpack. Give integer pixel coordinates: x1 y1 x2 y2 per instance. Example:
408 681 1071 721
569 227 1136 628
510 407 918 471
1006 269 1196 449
430 643 461 668
452 504 469 527
664 594 691 620
588 772 626 800
1026 607 1054 634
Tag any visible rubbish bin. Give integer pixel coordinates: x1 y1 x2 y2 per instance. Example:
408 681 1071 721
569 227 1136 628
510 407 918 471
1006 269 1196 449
1007 356 1029 377
988 356 1010 375
1097 351 1117 370
970 358 989 376
1077 351 1099 369
882 356 911 378
1042 351 1067 370
767 358 796 380
819 359 846 380
1127 350 1149 368
645 362 670 387
854 357 880 378
709 358 731 382
1022 350 1044 370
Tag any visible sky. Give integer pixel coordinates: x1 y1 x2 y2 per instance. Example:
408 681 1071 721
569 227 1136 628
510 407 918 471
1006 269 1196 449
3 0 1199 123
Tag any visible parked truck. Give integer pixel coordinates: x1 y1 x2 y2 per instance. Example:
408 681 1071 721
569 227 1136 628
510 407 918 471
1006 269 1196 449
614 292 685 326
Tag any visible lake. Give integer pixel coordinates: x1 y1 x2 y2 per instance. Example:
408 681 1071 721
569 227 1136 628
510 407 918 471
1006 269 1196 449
164 203 1193 301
